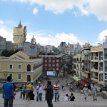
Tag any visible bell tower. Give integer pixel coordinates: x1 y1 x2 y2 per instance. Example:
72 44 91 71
13 21 26 49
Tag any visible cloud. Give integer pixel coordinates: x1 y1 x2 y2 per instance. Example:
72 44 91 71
32 8 38 15
0 19 80 47
5 0 87 15
34 0 84 14
27 32 80 47
98 29 107 43
0 20 13 42
2 0 107 21
87 0 107 21
0 28 13 42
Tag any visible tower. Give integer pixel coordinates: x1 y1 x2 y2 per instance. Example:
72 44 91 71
13 21 26 49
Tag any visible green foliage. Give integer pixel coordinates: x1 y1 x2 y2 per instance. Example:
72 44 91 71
1 49 19 57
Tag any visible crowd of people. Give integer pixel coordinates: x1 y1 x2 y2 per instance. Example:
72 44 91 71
2 75 99 107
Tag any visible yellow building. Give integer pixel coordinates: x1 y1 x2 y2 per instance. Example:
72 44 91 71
13 21 26 48
90 44 104 85
0 51 43 83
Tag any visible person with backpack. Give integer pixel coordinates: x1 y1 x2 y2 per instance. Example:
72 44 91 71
2 76 15 107
45 81 53 107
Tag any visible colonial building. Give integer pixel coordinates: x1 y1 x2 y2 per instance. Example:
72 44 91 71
0 51 43 83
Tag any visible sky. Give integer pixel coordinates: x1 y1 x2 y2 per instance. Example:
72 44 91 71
0 0 107 47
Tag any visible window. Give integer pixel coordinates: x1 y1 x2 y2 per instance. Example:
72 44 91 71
56 60 59 62
18 65 21 69
53 60 55 62
27 64 31 71
9 65 13 69
49 64 51 67
49 59 51 63
18 74 21 79
56 63 59 66
99 74 103 81
105 74 107 79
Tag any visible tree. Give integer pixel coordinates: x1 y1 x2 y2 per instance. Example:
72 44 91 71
1 49 19 57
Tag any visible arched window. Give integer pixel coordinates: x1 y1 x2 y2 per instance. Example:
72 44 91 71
27 64 31 71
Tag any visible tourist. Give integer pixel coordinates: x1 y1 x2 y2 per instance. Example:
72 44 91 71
36 82 41 101
69 93 75 101
83 84 89 101
38 83 44 101
64 94 69 101
91 83 97 101
45 81 53 107
53 81 60 102
20 84 26 100
2 76 15 107
26 81 33 100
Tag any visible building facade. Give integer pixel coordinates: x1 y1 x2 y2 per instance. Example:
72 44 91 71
81 43 91 80
40 55 63 76
0 36 13 54
0 51 43 83
13 21 26 49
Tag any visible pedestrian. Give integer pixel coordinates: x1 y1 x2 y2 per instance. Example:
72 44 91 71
83 84 89 101
20 84 26 100
69 93 75 101
62 85 65 91
38 83 44 101
2 76 15 107
29 91 35 100
45 81 53 107
26 81 33 100
36 82 40 101
53 82 60 102
64 94 69 101
91 83 97 101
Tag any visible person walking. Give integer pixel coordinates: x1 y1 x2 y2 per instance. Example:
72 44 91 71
20 84 26 100
2 76 15 107
36 82 41 101
91 83 97 101
45 81 53 107
38 83 43 101
83 84 89 101
53 82 60 102
25 81 33 100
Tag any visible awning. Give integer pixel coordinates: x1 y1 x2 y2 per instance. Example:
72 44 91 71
72 76 80 81
79 80 89 86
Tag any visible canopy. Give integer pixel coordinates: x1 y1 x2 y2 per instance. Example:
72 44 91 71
79 80 89 86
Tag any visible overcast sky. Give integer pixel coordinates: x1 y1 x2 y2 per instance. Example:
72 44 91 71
0 0 107 47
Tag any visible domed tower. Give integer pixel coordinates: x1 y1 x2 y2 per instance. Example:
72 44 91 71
30 35 36 48
13 21 26 48
31 35 36 45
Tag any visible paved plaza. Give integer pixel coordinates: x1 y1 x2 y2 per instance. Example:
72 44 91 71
0 77 107 107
